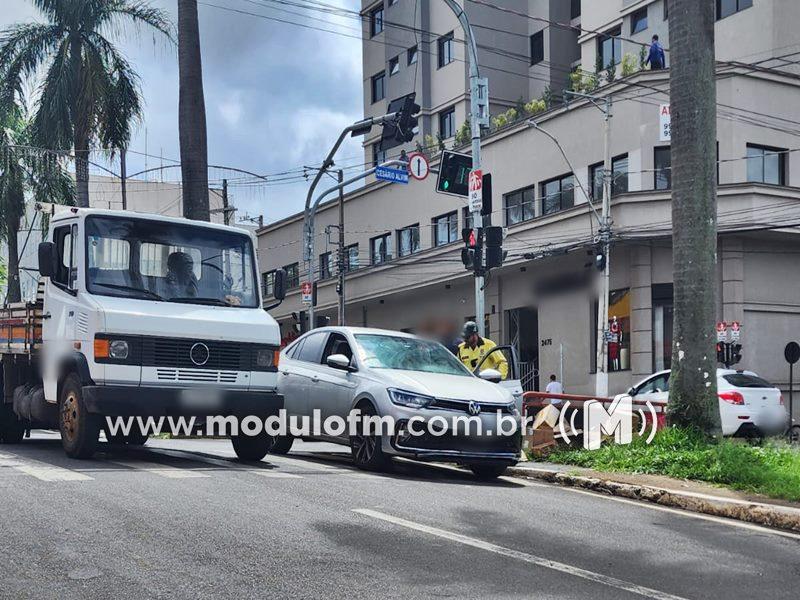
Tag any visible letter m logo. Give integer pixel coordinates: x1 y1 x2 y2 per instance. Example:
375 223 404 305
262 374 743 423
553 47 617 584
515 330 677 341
583 396 633 451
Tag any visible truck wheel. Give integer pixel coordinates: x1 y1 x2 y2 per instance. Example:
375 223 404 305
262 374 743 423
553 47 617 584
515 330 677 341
59 374 100 459
469 464 508 480
231 432 273 461
0 405 25 444
270 435 294 455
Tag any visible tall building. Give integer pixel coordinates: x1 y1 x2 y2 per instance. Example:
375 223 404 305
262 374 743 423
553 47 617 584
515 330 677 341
259 0 800 421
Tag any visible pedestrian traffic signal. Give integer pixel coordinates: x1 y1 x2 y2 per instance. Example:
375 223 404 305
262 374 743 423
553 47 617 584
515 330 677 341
484 226 505 269
731 343 743 366
716 342 726 364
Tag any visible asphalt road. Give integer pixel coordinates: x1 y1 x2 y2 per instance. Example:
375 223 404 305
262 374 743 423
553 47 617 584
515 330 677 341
0 432 798 600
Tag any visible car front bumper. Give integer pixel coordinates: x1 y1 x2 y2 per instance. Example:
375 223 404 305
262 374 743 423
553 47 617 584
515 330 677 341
82 385 283 418
388 421 521 465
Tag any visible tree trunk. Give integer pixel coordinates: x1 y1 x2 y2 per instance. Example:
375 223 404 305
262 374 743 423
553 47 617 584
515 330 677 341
177 0 210 222
73 125 90 208
5 195 22 304
667 0 722 436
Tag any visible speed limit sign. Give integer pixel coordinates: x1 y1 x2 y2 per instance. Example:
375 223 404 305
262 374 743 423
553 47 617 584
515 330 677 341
407 152 430 181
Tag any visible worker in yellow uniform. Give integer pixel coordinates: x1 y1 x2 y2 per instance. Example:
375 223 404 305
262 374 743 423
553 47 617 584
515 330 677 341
457 321 509 379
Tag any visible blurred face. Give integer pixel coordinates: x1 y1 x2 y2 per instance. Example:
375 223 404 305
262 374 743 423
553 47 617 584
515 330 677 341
467 333 479 346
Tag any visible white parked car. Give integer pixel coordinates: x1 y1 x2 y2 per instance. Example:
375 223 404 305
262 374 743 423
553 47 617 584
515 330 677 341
275 327 523 479
623 369 788 437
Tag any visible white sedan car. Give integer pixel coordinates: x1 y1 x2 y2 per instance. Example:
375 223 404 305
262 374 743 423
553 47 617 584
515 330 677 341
275 327 522 479
624 368 788 437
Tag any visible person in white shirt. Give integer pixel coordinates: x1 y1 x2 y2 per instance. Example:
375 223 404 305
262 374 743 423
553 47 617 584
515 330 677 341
545 374 563 405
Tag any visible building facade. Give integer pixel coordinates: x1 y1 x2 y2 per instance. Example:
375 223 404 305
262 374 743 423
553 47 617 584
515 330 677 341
259 0 800 420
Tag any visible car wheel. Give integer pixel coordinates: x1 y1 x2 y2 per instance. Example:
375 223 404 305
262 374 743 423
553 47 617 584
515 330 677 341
350 403 390 471
270 435 294 455
59 374 100 459
469 464 508 480
789 425 800 445
0 404 25 444
231 431 274 461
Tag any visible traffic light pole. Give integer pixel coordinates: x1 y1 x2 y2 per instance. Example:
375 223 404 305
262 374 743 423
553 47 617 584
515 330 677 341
442 0 488 337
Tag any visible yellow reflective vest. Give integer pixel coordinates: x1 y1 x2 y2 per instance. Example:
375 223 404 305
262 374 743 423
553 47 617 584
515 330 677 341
457 338 509 379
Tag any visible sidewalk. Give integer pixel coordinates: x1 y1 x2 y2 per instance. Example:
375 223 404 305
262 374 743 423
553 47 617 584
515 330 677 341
507 461 800 534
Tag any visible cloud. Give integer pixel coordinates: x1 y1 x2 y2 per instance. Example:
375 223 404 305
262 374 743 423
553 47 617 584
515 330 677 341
0 0 365 222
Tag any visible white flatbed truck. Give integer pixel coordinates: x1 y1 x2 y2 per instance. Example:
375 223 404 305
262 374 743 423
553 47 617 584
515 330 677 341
0 205 286 460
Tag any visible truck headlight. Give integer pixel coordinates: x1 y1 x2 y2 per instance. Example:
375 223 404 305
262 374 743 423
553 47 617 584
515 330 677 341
109 340 129 360
253 347 279 370
388 389 434 409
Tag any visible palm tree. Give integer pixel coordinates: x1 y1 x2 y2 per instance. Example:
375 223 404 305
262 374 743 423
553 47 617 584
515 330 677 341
177 0 210 221
0 104 74 303
667 0 722 436
0 0 172 208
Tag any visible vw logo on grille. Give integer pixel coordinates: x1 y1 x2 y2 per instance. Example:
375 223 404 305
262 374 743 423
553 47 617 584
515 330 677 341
190 342 210 366
468 401 481 416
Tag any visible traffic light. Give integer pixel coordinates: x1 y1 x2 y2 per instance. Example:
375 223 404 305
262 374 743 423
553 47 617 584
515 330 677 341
595 249 607 271
731 343 743 366
716 342 726 364
394 93 420 144
436 151 472 197
461 227 477 271
484 226 505 269
379 93 419 152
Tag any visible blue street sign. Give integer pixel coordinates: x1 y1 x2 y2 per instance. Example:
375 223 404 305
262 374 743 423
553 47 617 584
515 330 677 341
375 166 409 184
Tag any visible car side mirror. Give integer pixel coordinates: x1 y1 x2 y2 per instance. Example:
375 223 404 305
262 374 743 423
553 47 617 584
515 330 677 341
273 269 287 301
38 242 57 278
627 387 636 396
326 354 354 371
479 369 502 383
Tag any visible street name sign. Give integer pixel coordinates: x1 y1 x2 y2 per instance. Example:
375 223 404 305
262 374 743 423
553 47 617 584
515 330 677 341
376 165 409 184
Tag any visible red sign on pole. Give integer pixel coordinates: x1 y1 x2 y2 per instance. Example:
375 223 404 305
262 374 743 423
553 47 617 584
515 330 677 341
468 169 483 213
730 321 741 341
716 321 728 342
301 281 312 306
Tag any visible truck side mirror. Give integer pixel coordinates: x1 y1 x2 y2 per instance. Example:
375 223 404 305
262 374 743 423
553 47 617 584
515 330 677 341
273 268 287 301
38 242 57 278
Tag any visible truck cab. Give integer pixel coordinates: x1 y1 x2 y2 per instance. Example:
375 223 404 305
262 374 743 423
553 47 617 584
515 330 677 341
2 206 284 460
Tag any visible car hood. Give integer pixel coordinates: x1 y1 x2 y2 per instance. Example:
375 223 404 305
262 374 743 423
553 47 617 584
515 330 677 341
91 295 279 343
379 369 512 404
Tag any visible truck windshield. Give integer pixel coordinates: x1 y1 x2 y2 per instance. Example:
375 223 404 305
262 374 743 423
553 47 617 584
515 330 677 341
85 215 259 308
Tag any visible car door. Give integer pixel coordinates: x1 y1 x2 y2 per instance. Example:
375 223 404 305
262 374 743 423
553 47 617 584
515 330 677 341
279 337 308 417
475 345 524 412
281 332 328 421
315 333 360 439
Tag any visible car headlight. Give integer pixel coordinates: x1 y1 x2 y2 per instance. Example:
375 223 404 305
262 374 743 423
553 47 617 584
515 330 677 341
388 388 435 409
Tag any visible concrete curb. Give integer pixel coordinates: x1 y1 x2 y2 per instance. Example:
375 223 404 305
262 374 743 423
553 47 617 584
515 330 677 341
507 466 800 534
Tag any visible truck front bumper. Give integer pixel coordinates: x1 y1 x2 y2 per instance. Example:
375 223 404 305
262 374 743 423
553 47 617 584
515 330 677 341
82 385 283 418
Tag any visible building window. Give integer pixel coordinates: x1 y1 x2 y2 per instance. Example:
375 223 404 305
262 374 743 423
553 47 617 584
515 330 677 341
370 233 392 265
438 32 454 68
262 270 275 297
370 6 384 36
283 263 299 288
570 0 581 19
371 72 385 103
597 27 621 68
716 0 752 20
389 0 398 5
654 146 671 190
652 283 673 371
319 252 332 280
462 207 474 231
433 211 458 246
389 55 400 76
663 0 669 20
541 173 575 216
397 224 420 257
631 7 648 34
407 45 418 65
439 106 455 139
372 144 386 167
344 244 359 272
504 185 536 225
747 144 785 185
530 30 544 65
590 155 628 199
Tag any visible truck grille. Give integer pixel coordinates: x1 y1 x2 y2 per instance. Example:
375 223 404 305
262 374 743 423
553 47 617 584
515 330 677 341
141 337 248 371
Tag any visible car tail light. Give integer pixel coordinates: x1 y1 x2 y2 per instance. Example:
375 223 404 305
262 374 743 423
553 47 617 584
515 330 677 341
779 394 785 406
719 391 744 405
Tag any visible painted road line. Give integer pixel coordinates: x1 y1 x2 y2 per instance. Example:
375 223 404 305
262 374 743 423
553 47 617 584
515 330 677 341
14 464 93 482
252 471 304 479
354 509 690 600
106 460 210 479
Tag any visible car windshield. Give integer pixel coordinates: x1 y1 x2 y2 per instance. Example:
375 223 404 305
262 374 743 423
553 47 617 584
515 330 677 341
354 334 471 376
85 215 259 308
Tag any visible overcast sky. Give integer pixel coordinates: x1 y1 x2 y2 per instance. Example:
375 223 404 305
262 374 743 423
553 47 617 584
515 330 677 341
1 0 364 224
